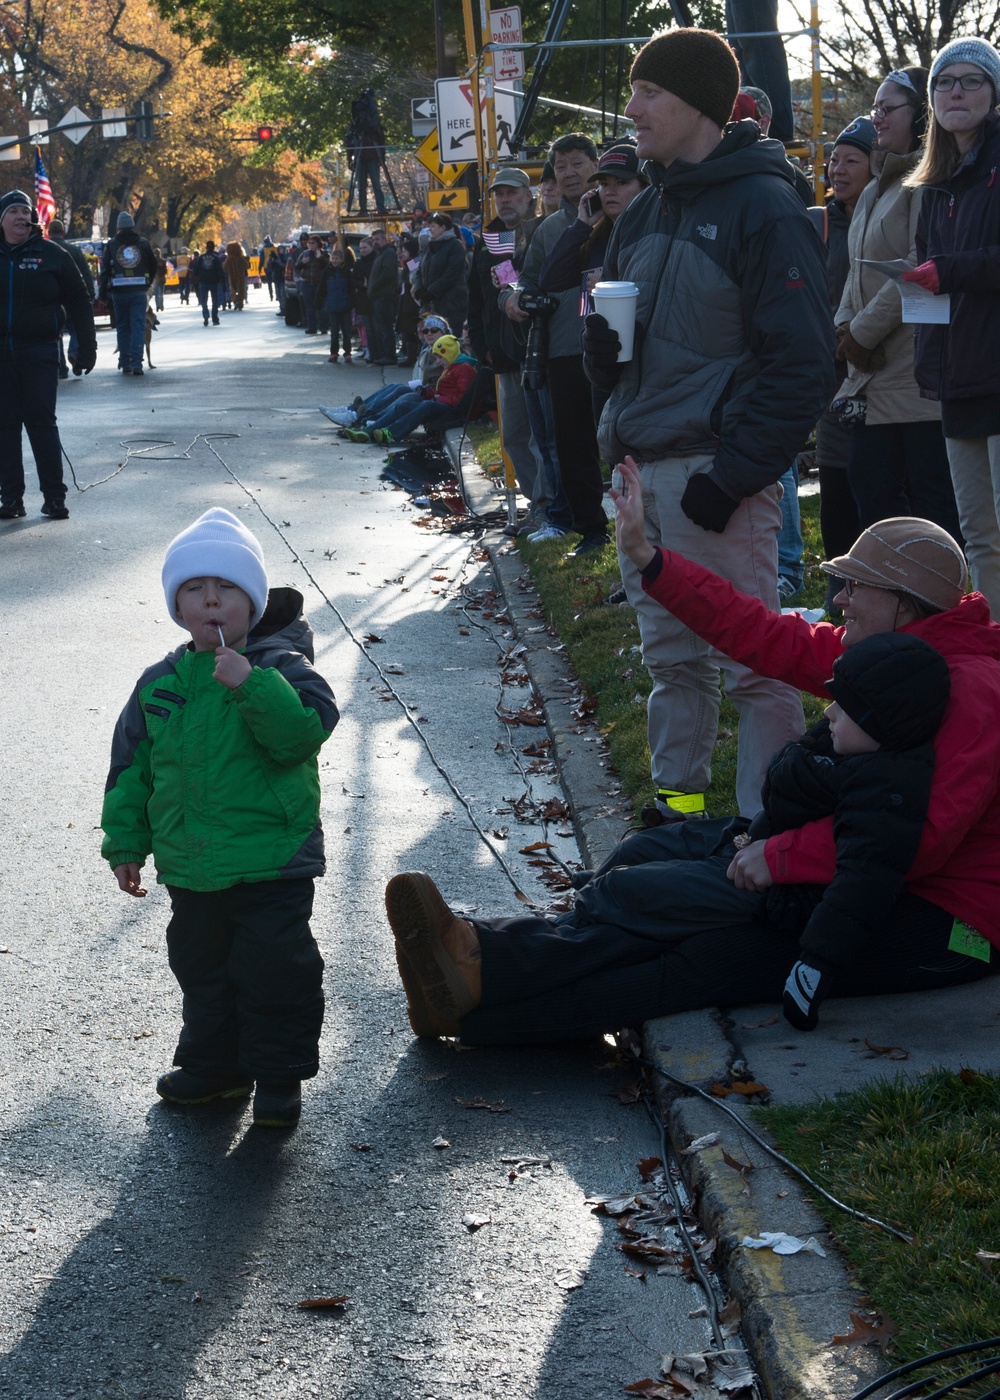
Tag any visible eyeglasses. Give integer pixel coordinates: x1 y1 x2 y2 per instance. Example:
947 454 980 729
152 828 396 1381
870 101 911 118
932 72 989 92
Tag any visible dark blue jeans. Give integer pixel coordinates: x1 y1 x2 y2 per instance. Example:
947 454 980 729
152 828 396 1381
198 282 220 323
382 399 459 439
847 419 963 542
111 289 147 370
726 0 795 142
0 343 66 504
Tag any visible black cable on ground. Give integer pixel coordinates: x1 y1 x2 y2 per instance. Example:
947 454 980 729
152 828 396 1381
848 1343 1000 1400
636 1055 913 1244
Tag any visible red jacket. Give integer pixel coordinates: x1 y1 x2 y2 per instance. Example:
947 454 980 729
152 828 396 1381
431 356 476 408
644 549 1000 945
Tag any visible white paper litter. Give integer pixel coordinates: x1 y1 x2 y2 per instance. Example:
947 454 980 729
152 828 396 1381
741 1231 827 1257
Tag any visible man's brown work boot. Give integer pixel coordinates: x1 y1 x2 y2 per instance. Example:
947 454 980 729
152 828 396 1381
385 872 482 1037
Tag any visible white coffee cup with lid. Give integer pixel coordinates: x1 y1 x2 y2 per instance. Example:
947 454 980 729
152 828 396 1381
592 281 640 362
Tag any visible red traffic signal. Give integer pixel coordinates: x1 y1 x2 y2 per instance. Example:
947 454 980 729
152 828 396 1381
256 125 274 142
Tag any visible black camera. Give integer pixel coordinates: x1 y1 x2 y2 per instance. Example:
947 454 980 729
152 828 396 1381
518 290 558 390
518 291 559 315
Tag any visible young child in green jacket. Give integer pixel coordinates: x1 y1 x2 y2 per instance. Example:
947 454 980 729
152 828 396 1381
101 507 339 1129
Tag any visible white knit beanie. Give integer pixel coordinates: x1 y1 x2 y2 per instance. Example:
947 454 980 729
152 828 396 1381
930 37 1000 101
162 507 269 625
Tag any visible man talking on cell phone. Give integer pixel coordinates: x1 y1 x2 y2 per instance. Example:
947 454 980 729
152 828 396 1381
583 28 833 825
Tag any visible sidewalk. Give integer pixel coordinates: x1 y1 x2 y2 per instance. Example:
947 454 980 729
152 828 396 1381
445 427 1000 1400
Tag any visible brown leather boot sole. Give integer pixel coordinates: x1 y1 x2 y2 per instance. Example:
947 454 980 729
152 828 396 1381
385 872 481 1032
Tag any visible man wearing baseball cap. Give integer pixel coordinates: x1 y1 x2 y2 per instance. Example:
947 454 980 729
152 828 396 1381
468 169 569 538
583 28 833 825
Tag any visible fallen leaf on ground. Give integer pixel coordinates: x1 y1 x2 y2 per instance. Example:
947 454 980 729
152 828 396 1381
348 1142 371 1152
553 1266 587 1290
625 1378 692 1397
718 1294 743 1337
710 1080 770 1098
624 1266 647 1282
863 1038 908 1061
681 1133 719 1154
637 1156 664 1181
453 1095 511 1113
297 1296 350 1310
722 1149 755 1187
191 1291 202 1304
586 1193 642 1216
613 1081 644 1105
420 1071 450 1082
741 1013 779 1028
711 1358 757 1391
363 633 384 644
462 1213 491 1232
432 1136 450 1149
831 1311 898 1351
519 841 554 854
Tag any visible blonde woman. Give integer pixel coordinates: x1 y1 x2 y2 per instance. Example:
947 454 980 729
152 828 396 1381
905 38 1000 608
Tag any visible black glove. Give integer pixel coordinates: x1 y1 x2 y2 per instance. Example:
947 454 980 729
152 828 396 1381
782 959 830 1032
77 347 97 375
582 313 623 391
680 473 739 534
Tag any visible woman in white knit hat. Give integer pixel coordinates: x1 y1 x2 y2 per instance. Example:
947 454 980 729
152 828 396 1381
905 38 1000 609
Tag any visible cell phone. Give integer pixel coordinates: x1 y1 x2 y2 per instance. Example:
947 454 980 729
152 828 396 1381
584 189 602 217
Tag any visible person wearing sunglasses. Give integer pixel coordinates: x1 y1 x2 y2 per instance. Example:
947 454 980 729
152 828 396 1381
904 39 1000 611
834 65 961 547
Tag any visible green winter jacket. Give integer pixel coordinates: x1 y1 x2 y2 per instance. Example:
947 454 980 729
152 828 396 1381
101 588 338 891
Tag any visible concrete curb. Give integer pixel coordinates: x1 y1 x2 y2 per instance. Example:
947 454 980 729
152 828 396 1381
444 428 889 1399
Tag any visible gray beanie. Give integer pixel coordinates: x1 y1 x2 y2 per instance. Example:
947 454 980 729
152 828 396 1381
930 37 1000 101
162 507 269 624
115 211 135 230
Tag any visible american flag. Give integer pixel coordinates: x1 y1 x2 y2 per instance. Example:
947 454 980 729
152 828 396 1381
482 228 516 256
34 148 56 233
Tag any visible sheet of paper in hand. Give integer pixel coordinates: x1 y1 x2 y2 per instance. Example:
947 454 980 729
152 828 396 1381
856 258 951 324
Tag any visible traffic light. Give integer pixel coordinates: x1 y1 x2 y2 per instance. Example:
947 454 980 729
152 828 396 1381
135 100 154 141
308 193 318 207
256 125 274 143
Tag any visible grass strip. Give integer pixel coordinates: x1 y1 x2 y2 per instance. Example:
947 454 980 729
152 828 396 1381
758 1070 1000 1396
501 474 830 817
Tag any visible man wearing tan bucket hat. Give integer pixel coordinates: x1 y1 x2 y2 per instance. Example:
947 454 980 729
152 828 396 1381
381 502 1000 1046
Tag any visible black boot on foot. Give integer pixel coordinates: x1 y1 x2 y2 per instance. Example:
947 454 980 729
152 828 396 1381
41 500 70 520
156 1068 254 1104
253 1080 302 1129
0 500 26 520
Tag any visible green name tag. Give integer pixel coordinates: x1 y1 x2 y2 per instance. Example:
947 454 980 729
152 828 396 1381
948 918 992 963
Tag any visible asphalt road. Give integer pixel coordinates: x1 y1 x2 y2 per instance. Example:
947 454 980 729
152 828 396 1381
0 295 718 1399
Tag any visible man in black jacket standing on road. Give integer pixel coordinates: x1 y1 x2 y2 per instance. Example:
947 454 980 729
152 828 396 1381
100 212 157 373
0 189 97 521
583 28 833 823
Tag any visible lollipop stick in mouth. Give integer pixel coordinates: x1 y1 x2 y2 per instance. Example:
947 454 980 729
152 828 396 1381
216 624 225 648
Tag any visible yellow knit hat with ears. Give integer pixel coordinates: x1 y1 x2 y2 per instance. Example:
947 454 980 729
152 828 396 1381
432 334 462 363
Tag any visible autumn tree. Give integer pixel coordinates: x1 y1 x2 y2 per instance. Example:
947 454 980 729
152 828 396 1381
0 0 293 239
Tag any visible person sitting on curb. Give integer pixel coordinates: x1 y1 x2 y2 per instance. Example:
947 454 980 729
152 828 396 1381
344 334 476 445
383 476 1000 1045
325 316 449 430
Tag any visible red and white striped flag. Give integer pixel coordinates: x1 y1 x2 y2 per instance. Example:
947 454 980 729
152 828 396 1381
34 147 56 233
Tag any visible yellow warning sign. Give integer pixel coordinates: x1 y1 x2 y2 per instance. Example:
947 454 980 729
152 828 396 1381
427 187 470 211
414 129 469 189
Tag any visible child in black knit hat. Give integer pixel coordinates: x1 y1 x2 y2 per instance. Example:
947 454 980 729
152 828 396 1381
572 631 952 1030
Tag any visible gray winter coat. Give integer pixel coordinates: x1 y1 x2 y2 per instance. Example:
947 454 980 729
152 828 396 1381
598 123 834 502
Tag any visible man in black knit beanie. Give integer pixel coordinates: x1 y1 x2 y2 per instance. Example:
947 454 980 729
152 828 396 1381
582 27 834 826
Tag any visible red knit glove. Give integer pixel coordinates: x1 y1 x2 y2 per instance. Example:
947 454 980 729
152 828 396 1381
902 260 941 293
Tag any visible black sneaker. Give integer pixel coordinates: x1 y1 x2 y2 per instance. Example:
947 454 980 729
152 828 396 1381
156 1068 254 1104
41 500 70 519
0 500 26 520
131 367 144 376
252 1080 302 1129
567 533 611 558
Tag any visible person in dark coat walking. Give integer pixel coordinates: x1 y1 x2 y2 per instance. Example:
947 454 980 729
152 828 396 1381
99 212 157 374
0 190 96 519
